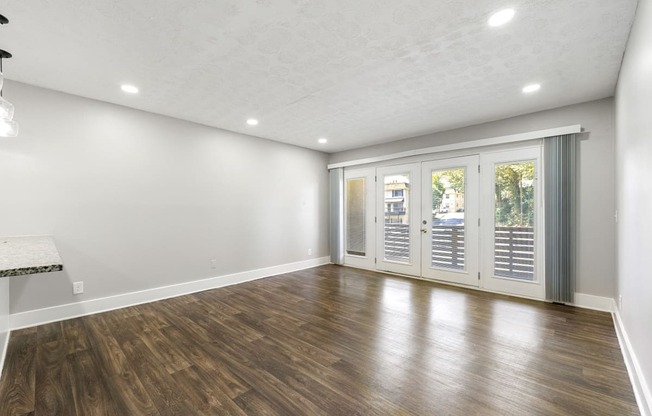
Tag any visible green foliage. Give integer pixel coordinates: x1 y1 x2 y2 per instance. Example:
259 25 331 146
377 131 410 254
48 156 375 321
432 168 464 211
447 169 465 193
431 173 446 210
430 163 535 225
495 162 535 227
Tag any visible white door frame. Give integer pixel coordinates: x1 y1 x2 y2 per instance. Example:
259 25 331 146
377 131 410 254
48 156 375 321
343 167 376 270
354 144 546 301
420 155 480 287
376 163 421 276
480 147 545 299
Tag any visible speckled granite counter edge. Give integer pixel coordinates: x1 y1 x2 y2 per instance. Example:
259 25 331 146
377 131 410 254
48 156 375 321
0 236 65 278
0 264 64 278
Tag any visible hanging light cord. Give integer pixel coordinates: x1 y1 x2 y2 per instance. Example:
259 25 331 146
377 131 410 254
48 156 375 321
0 14 11 98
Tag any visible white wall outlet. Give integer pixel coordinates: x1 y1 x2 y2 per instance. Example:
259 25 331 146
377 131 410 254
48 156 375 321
73 281 84 295
211 259 217 269
308 248 312 256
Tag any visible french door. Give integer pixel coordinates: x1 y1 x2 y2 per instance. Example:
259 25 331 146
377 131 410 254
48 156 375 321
420 156 480 286
375 156 479 287
350 147 544 300
480 148 544 299
376 163 422 276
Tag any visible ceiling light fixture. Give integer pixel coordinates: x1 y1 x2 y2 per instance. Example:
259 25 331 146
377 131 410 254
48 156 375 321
488 8 515 27
0 14 18 138
318 138 328 144
246 118 259 126
121 84 139 94
522 83 541 93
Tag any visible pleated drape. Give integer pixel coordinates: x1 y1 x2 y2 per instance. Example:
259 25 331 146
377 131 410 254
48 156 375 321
544 135 576 303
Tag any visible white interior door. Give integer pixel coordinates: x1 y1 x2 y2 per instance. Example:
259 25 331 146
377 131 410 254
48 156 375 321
421 156 480 286
480 147 544 299
376 163 421 276
343 167 376 269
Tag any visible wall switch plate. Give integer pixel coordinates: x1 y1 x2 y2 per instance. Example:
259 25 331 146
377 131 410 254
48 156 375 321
73 281 84 295
308 248 312 255
211 259 217 269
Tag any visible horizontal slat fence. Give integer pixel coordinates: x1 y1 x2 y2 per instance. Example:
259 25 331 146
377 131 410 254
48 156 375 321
494 226 534 280
431 225 465 270
384 223 410 261
383 224 534 280
383 223 466 268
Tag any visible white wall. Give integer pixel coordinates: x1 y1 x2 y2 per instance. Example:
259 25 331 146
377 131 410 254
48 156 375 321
615 0 652 411
330 98 617 299
0 81 330 314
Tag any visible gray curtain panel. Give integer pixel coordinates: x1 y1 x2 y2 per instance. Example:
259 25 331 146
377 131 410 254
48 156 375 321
329 168 344 265
544 134 576 303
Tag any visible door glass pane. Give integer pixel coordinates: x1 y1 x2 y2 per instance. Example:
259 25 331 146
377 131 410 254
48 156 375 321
431 168 465 270
345 178 366 256
494 161 535 280
384 174 410 262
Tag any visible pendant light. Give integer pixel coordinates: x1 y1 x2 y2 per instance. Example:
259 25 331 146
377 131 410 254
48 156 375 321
0 14 18 138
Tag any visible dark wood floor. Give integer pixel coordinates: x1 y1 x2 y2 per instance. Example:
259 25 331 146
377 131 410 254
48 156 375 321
0 265 639 415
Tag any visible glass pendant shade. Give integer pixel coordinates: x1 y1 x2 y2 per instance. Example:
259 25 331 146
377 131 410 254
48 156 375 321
0 17 18 138
0 95 14 120
0 117 18 137
0 72 19 137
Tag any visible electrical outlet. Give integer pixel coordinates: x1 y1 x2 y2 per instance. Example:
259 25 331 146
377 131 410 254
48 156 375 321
211 259 217 269
308 248 312 256
73 281 84 295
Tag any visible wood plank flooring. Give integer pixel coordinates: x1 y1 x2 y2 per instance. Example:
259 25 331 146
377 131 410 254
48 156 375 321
0 265 639 415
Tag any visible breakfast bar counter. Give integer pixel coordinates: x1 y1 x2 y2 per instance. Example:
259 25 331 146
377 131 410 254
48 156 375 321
0 236 64 277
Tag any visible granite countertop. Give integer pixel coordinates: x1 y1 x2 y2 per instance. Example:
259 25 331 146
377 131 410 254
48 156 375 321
0 236 64 277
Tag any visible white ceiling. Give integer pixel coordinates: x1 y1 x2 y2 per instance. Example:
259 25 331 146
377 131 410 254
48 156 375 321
1 0 638 152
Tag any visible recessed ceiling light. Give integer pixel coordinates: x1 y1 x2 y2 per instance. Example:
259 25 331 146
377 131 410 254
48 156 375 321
318 138 328 144
246 118 259 126
488 8 515 27
522 83 541 93
121 84 139 94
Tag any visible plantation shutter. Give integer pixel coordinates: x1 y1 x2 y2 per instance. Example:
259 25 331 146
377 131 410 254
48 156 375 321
544 135 576 303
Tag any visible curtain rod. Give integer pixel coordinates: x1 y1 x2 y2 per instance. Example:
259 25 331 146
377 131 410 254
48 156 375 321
327 125 582 170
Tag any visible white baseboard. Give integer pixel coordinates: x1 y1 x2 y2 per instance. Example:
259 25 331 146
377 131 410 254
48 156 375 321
0 277 9 378
613 301 652 416
573 292 614 312
10 257 331 330
0 330 8 379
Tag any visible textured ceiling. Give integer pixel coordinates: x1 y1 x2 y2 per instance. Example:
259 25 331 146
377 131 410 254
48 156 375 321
1 0 638 152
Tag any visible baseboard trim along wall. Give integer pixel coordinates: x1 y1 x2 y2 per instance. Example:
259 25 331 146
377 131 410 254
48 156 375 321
0 277 9 378
10 257 331 331
572 292 615 312
0 331 8 380
613 301 652 416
